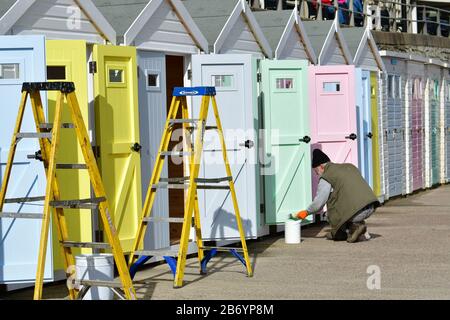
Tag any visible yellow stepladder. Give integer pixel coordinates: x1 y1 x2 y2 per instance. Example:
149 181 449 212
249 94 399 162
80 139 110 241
0 82 136 300
128 87 253 288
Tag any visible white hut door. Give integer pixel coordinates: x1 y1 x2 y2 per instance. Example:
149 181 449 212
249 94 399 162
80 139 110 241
0 36 53 283
197 64 252 240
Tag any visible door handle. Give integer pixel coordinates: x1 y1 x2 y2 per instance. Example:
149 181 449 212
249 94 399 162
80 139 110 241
345 133 358 141
131 143 142 153
299 136 311 144
366 132 373 139
240 140 255 149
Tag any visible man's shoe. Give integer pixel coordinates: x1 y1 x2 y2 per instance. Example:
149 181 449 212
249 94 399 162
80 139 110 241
347 223 367 243
325 231 347 241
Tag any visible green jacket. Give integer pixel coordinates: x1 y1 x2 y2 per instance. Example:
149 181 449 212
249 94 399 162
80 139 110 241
321 163 379 237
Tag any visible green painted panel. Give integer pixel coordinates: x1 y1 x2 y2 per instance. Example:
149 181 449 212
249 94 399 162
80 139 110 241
261 60 312 225
431 98 440 185
430 79 440 185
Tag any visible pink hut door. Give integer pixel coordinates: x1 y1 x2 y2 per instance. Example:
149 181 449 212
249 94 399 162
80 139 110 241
411 78 424 191
309 66 358 201
309 67 359 164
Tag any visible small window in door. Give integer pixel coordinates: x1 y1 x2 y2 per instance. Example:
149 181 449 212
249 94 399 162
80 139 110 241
276 78 294 90
0 63 20 79
434 80 439 99
109 69 124 83
430 81 435 99
47 66 66 80
323 82 341 93
145 70 160 91
212 75 234 88
395 76 401 99
148 73 159 88
387 75 394 98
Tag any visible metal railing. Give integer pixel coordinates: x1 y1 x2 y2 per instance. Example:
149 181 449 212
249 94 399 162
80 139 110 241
247 0 450 37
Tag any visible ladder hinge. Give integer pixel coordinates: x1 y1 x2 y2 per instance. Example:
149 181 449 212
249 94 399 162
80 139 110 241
260 203 265 213
92 145 100 158
188 69 192 81
257 73 262 82
89 61 97 74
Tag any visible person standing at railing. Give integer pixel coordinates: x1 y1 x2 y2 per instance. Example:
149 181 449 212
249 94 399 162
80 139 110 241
353 0 364 26
312 0 349 24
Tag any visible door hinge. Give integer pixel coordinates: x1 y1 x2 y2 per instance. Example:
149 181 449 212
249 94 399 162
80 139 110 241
89 61 97 74
260 203 265 213
95 230 104 243
92 145 100 158
257 73 262 83
187 69 192 81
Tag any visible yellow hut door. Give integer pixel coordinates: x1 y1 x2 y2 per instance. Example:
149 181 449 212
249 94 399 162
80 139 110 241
46 40 92 272
370 72 382 199
93 45 142 252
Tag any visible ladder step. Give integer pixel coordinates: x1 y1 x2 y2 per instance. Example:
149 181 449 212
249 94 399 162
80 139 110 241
39 123 74 129
4 196 46 204
159 176 232 184
185 126 218 131
151 184 230 190
56 164 88 170
62 241 110 249
143 217 185 224
16 133 52 139
77 279 123 288
152 184 189 190
0 212 43 219
169 119 201 125
200 246 245 253
22 82 75 93
160 152 193 157
50 197 106 209
135 248 179 257
198 185 231 190
196 177 233 184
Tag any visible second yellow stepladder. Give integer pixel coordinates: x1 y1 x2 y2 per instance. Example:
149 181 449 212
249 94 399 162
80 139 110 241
128 87 253 288
0 82 136 300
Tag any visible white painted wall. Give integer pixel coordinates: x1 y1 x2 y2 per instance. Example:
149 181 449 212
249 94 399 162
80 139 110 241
278 28 308 60
220 14 264 57
10 0 105 43
133 0 199 55
321 35 347 65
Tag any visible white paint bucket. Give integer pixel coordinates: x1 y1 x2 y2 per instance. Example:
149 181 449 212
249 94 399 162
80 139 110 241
285 219 301 244
75 254 114 300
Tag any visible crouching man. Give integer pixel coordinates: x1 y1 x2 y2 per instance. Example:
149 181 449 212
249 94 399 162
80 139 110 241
292 149 380 243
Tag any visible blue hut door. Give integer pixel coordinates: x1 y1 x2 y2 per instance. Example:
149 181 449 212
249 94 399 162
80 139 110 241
356 69 373 188
386 74 404 197
137 51 170 251
0 36 53 283
445 80 450 182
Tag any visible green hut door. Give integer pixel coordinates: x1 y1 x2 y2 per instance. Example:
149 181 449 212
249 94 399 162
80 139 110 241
261 60 312 225
431 79 440 185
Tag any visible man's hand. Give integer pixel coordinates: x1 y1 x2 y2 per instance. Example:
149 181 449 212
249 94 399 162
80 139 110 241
291 210 309 220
